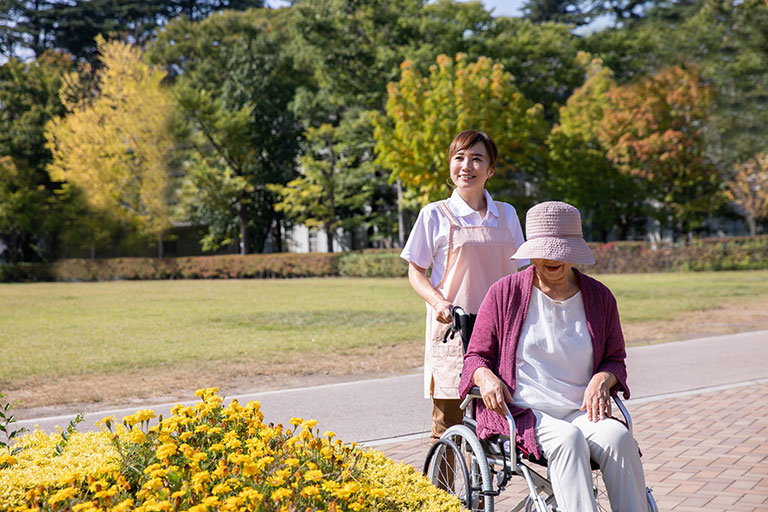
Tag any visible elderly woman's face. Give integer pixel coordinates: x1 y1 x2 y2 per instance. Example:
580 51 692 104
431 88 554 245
532 258 574 284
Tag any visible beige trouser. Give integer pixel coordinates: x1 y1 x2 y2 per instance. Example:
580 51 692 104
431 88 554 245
431 398 464 443
533 409 648 512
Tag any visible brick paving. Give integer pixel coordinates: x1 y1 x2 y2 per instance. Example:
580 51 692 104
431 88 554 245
373 382 768 511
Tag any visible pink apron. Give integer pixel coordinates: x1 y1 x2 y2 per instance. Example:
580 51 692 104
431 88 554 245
425 200 520 399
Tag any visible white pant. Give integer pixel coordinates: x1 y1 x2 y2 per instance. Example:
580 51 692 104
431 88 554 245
533 409 647 512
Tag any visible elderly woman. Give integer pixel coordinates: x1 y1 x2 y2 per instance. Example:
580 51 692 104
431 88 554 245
458 201 648 512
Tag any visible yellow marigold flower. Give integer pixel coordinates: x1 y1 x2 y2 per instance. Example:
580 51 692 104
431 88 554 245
300 485 320 498
209 442 225 453
284 457 299 467
97 416 114 431
322 480 340 492
0 454 17 467
239 488 264 502
202 495 219 507
192 471 211 485
72 502 97 512
56 471 80 487
241 462 258 476
47 487 77 506
349 503 363 511
212 482 232 495
300 419 318 430
288 417 303 426
156 442 178 459
194 387 219 398
304 469 323 482
256 455 274 470
194 424 209 434
220 495 244 512
179 431 194 442
187 505 207 512
112 499 133 512
144 477 164 491
271 487 292 502
129 429 146 444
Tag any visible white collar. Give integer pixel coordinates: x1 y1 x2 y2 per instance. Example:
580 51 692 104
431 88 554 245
449 189 498 218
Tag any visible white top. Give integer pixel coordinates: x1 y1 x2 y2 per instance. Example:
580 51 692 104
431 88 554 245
513 287 593 417
400 189 528 286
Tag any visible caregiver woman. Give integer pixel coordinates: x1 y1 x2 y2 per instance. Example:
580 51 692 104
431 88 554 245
400 130 527 443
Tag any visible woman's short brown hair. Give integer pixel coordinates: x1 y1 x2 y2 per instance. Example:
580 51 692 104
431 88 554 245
448 130 498 170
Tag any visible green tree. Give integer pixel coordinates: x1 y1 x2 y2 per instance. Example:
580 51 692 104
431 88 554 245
545 54 645 240
269 123 373 252
0 51 79 261
373 53 548 207
1 0 266 62
148 8 304 254
46 37 173 254
599 64 722 237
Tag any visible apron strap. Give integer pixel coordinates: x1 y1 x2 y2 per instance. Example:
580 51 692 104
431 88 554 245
494 201 507 227
437 200 461 227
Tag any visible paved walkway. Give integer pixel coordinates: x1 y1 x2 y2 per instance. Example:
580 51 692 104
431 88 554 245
373 380 768 512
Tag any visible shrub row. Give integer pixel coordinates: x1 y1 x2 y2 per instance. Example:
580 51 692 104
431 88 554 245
1 236 767 282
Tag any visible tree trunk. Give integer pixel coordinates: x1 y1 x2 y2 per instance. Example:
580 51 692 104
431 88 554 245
748 214 757 237
240 211 250 255
157 232 164 259
326 222 334 253
396 179 405 248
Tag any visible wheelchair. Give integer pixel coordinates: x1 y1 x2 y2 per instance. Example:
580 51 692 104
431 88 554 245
423 307 659 512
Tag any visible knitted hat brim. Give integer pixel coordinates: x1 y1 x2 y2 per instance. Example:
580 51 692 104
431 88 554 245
511 236 595 265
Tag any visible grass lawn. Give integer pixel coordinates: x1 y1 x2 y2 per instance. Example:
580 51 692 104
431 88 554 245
2 270 768 385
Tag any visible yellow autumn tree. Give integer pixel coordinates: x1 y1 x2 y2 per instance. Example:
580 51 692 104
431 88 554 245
726 153 768 236
46 36 173 253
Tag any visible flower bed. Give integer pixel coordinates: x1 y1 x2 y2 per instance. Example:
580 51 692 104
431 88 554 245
0 389 461 512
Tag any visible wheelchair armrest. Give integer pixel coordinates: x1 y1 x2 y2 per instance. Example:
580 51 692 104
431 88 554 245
460 385 483 411
460 386 520 470
613 394 632 435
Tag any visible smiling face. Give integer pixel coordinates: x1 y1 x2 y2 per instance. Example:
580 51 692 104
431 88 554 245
532 258 574 287
449 141 495 195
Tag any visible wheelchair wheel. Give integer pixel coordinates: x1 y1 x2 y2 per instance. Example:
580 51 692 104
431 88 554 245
424 438 472 507
425 424 495 512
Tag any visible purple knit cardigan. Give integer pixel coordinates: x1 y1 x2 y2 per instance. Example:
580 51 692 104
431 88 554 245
458 265 630 459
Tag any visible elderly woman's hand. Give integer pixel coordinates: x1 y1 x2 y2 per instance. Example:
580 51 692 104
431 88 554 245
472 367 514 417
581 371 618 422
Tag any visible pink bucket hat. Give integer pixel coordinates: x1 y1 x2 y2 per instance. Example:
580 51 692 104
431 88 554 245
511 201 595 265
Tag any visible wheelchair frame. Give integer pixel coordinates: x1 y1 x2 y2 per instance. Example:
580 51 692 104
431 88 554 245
423 308 659 512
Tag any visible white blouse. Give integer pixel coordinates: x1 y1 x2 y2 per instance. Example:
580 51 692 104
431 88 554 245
400 189 528 287
513 287 594 418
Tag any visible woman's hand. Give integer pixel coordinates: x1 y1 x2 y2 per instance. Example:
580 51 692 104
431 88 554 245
407 262 453 323
581 371 617 422
473 367 514 417
433 299 453 324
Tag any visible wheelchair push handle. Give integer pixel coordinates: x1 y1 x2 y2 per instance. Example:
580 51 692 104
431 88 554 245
441 306 475 354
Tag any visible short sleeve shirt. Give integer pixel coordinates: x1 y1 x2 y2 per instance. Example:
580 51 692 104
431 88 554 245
400 189 528 287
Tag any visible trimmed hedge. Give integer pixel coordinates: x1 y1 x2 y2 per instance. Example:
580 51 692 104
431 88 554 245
1 236 767 282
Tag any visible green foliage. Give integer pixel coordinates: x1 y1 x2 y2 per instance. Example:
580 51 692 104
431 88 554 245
149 8 305 254
270 121 376 252
0 51 79 262
0 391 27 454
52 413 84 457
0 0 266 62
373 52 548 206
545 54 646 240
